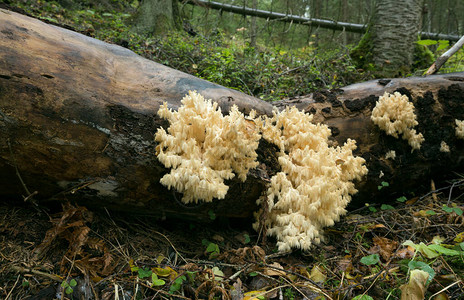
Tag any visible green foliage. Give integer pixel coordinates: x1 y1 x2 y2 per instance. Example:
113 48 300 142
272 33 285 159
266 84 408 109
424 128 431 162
169 275 186 294
377 181 389 190
396 196 407 203
208 209 216 220
442 204 463 216
351 295 374 300
360 254 380 266
202 239 220 259
380 204 394 210
61 279 77 295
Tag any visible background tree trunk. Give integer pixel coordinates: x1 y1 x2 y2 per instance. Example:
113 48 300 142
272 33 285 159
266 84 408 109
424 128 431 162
1 9 464 220
371 0 424 77
131 0 180 35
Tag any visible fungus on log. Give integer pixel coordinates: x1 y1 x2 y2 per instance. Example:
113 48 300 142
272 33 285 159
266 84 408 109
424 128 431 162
1 9 464 222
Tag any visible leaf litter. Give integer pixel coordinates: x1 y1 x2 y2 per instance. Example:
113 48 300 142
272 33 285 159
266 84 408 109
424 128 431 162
0 181 464 299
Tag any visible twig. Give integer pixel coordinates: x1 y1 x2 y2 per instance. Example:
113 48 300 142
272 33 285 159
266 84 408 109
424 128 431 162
427 280 462 300
9 265 62 282
426 34 464 75
5 274 20 300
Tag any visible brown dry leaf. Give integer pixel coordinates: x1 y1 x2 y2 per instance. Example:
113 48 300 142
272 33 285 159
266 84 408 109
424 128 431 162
336 255 353 272
395 247 415 259
372 237 398 261
406 197 419 205
263 262 286 276
400 269 429 300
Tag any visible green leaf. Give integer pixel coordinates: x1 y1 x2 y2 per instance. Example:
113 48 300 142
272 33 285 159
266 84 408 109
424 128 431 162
102 13 113 17
381 181 389 187
426 210 436 215
417 39 437 46
138 268 152 279
459 242 464 250
453 207 463 216
243 234 251 244
381 204 394 210
249 271 258 277
368 206 377 213
69 279 77 287
206 243 219 253
442 205 454 213
351 296 374 300
360 254 380 266
61 281 68 288
408 261 435 284
396 196 407 203
437 43 449 51
65 286 74 294
208 210 216 220
22 280 29 288
151 273 166 286
427 244 461 256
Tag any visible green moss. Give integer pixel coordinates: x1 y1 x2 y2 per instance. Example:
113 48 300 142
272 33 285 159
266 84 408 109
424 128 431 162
413 43 435 70
350 26 374 71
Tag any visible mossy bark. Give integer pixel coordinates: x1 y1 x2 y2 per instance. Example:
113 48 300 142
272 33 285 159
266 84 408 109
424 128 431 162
352 0 424 77
131 0 181 35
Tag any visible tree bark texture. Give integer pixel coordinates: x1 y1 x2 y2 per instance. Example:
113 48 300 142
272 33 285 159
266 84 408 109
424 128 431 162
132 0 180 35
1 9 464 220
371 0 424 77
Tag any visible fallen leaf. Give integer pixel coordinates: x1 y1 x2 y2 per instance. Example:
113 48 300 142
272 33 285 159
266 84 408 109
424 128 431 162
309 265 326 283
263 262 285 276
372 237 398 261
243 290 266 300
400 269 429 300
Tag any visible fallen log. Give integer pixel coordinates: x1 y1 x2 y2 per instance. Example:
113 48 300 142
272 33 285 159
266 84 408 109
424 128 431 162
1 9 463 221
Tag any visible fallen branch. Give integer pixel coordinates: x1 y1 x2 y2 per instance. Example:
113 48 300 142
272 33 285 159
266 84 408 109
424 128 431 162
426 35 464 75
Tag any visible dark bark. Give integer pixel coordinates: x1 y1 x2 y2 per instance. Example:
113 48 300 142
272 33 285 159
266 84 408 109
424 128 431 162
1 9 464 221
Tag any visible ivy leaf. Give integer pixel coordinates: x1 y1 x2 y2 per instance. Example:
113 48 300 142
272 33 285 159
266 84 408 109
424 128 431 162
360 254 379 266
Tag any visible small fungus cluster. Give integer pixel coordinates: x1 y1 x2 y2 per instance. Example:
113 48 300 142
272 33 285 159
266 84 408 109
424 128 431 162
456 119 464 139
371 92 424 151
155 91 368 251
155 91 260 203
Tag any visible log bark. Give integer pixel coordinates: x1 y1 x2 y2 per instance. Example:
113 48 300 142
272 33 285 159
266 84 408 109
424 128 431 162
1 9 464 221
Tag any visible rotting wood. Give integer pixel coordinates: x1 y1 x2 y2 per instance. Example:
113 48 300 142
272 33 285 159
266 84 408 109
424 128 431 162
1 9 464 220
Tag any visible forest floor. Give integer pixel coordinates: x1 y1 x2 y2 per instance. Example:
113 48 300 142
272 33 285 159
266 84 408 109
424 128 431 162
1 1 464 300
1 179 464 300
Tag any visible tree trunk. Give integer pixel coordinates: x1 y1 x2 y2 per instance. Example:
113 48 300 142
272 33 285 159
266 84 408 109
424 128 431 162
1 9 464 221
371 0 424 77
131 0 180 35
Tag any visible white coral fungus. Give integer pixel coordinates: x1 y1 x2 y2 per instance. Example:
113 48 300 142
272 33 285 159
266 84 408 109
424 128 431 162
456 119 464 139
440 141 450 153
155 91 260 203
371 92 424 151
255 107 368 252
